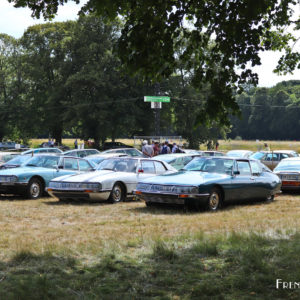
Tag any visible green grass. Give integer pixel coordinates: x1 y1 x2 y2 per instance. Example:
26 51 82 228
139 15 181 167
1 232 300 299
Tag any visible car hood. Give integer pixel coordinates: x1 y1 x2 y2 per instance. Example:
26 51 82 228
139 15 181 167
0 167 54 176
139 170 229 185
51 170 129 183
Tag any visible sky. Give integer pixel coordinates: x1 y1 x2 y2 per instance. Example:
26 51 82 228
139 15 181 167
0 1 299 88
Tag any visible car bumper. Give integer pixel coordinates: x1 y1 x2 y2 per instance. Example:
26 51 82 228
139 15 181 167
281 181 300 190
47 188 111 201
0 182 27 194
134 190 210 205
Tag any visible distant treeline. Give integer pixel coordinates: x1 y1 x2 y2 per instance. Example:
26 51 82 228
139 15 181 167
229 80 300 140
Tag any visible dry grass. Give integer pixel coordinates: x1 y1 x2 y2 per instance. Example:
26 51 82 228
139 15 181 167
1 194 300 298
0 194 300 262
29 138 300 153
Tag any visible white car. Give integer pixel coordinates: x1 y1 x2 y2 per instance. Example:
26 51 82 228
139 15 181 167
47 157 176 203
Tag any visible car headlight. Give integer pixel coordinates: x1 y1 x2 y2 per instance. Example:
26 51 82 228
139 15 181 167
0 175 18 183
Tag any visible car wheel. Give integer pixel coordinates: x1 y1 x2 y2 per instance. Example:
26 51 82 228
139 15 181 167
26 178 43 199
266 195 274 203
109 183 125 203
207 187 222 211
145 201 153 207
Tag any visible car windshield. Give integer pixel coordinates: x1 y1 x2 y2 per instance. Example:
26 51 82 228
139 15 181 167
274 160 300 171
88 157 106 165
250 152 265 160
24 156 60 168
183 157 234 174
5 155 31 165
97 158 138 173
155 155 178 163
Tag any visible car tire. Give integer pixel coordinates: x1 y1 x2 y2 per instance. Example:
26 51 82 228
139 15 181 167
206 187 222 211
109 183 125 203
26 178 43 199
265 195 274 203
145 201 153 207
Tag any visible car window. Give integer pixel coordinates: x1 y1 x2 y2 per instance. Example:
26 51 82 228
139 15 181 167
125 149 139 156
77 151 87 158
265 153 280 161
64 158 79 170
280 153 289 159
250 161 262 176
78 159 93 171
141 161 155 173
37 149 47 153
154 161 167 174
237 161 251 175
115 149 126 154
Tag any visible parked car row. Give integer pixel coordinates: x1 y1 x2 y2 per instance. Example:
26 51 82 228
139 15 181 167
2 145 300 212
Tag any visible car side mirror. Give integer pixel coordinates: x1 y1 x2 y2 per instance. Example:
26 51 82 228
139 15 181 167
138 169 144 173
57 165 64 169
233 170 240 175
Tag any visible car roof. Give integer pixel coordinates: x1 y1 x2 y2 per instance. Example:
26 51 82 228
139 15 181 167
156 153 200 158
278 156 300 161
227 150 252 153
255 150 297 154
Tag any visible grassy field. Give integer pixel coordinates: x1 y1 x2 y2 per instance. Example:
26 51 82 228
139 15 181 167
0 194 300 299
30 138 300 153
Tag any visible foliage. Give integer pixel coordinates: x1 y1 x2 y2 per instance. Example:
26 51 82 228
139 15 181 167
7 0 300 126
229 80 300 140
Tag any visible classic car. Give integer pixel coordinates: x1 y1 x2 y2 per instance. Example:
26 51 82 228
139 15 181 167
0 154 94 199
250 150 299 170
22 147 63 155
101 148 145 157
63 149 100 158
0 154 32 169
134 157 281 211
47 157 176 203
226 150 253 158
155 153 202 170
86 153 129 165
197 151 226 156
0 141 28 150
273 157 300 190
101 142 133 150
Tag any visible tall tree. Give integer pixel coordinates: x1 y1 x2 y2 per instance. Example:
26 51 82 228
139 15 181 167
7 0 300 125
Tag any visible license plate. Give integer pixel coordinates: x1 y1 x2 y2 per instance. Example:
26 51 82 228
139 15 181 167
282 181 300 186
281 175 299 180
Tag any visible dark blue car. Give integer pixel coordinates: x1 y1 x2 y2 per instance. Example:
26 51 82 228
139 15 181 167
135 157 281 211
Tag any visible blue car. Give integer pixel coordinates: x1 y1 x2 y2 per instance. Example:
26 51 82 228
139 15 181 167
0 154 94 199
135 157 281 211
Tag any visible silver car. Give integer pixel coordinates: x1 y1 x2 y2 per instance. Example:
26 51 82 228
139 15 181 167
47 157 176 203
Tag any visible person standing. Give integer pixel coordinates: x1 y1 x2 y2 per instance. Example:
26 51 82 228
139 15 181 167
153 141 160 156
74 139 78 149
161 141 171 154
172 142 178 153
142 140 154 157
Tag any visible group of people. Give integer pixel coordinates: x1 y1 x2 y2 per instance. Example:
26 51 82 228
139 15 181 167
141 140 183 158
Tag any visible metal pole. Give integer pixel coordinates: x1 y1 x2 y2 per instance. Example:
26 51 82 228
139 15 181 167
155 83 161 136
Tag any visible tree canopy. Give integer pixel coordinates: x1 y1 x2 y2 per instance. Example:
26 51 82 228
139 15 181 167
7 0 300 124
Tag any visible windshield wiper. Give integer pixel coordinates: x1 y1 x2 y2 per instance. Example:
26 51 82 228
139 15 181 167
26 164 37 167
99 168 113 171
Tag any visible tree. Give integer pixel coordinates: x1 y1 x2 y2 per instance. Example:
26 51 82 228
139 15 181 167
7 0 300 125
20 21 75 144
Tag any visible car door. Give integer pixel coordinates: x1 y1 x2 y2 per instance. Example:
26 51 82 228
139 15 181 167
249 160 270 199
54 157 80 179
262 153 280 170
230 160 257 201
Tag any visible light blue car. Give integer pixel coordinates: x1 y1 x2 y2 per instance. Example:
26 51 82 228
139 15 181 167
0 155 94 199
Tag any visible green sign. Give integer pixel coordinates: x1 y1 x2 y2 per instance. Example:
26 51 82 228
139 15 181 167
144 96 170 102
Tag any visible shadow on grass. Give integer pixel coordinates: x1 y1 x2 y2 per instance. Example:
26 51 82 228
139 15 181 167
129 198 272 215
1 232 300 299
0 194 28 201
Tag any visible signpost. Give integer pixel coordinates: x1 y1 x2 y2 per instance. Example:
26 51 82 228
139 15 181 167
144 94 170 136
144 96 170 102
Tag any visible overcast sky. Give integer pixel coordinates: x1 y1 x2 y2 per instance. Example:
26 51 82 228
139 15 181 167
0 1 299 87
